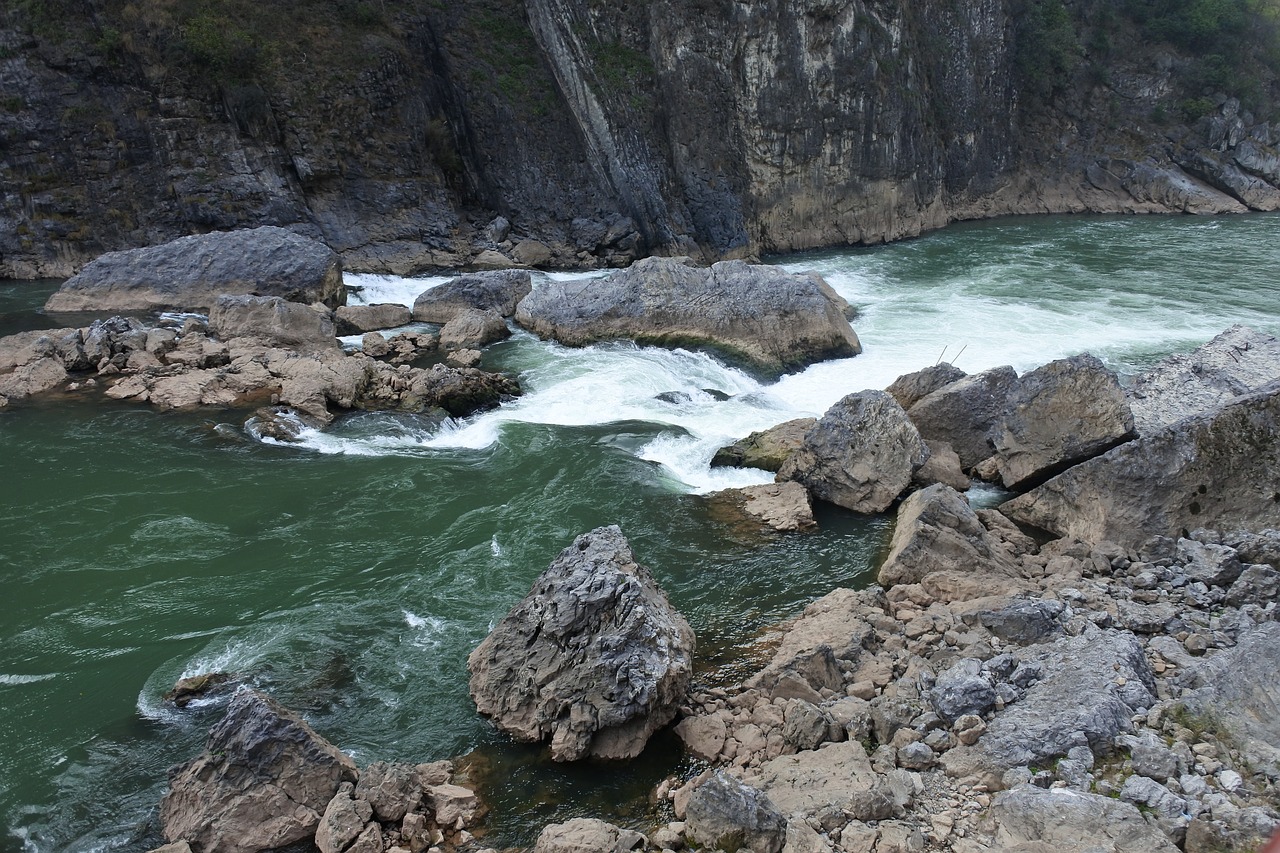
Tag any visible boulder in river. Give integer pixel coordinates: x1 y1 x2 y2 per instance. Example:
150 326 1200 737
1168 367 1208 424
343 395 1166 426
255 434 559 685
467 525 695 761
514 256 861 374
992 353 1135 490
777 390 928 514
159 688 358 853
705 482 817 533
334 303 411 335
209 295 339 352
711 418 816 472
907 366 1019 470
438 307 510 351
45 226 345 313
412 269 533 323
886 362 967 410
1126 325 1280 435
877 484 1016 588
1001 382 1280 548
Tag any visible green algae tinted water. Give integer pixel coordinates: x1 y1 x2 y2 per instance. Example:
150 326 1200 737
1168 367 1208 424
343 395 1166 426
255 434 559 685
2 214 1279 851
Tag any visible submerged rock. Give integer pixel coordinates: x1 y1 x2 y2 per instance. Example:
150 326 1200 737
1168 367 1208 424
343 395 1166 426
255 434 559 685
164 672 232 708
514 256 861 373
467 526 695 761
777 390 928 514
46 227 345 313
159 688 357 853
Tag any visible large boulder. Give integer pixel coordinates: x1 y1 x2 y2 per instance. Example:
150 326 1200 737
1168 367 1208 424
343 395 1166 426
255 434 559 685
886 362 967 410
438 308 510 351
46 227 345 313
907 366 1020 470
685 772 788 853
514 257 861 373
1001 383 1280 547
777 390 928 514
209 295 339 351
412 270 533 323
977 784 1180 852
1127 325 1280 435
159 689 358 853
992 354 1135 490
534 818 645 853
467 526 695 761
955 629 1156 772
1180 622 1280 778
334 303 411 335
877 485 1016 587
711 418 817 471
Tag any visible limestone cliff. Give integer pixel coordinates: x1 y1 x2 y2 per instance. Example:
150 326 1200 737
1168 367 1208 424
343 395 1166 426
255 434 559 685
1 0 1277 279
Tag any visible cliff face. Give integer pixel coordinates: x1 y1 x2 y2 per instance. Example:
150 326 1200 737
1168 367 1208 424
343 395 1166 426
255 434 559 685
1 0 1278 279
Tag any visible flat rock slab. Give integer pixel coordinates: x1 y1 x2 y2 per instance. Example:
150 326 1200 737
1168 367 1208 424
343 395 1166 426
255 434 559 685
739 740 877 819
514 256 861 374
46 226 345 313
1002 383 1280 548
468 526 695 761
969 784 1180 853
1127 325 1280 435
705 482 816 533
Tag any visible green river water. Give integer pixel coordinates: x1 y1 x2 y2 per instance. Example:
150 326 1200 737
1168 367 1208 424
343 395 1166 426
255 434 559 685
1 214 1278 851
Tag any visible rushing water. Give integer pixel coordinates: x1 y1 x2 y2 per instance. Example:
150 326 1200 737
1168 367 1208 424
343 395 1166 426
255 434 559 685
1 214 1278 852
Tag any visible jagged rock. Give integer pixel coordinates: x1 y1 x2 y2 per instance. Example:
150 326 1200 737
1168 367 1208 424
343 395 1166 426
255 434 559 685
782 700 834 751
777 390 927 514
209 295 339 351
961 597 1064 645
711 418 816 471
675 714 729 761
877 485 1014 587
446 348 483 368
1127 325 1280 435
1119 775 1187 822
992 354 1135 490
1001 383 1280 547
361 332 392 358
164 672 231 708
912 440 970 492
685 772 787 853
467 526 694 761
956 629 1155 772
316 783 374 853
1225 563 1280 606
1179 622 1280 777
438 308 510 351
1176 538 1244 587
515 257 861 374
978 784 1180 852
429 783 482 828
886 363 967 410
159 688 358 853
396 363 520 418
335 304 411 335
0 355 67 400
705 482 816 533
930 658 996 723
907 366 1019 469
46 227 345 313
534 818 645 853
355 762 423 823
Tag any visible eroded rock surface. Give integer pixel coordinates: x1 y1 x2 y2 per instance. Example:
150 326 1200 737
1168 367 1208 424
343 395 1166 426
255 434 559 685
412 270 533 323
468 526 694 761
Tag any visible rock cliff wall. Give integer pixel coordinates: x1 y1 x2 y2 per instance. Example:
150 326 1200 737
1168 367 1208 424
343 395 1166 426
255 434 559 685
1 0 1277 279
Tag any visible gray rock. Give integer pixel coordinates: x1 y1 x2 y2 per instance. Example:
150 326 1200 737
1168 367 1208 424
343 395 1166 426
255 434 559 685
675 714 728 762
886 363 967 410
1002 383 1280 548
1230 529 1280 568
930 658 997 723
1120 775 1187 822
46 227 345 313
1127 325 1280 435
1180 622 1280 777
315 784 373 853
438 308 510 351
973 629 1156 771
412 270 533 323
685 772 787 853
335 303 411 335
897 741 935 770
1055 758 1092 790
467 526 695 761
1131 740 1180 784
877 484 1014 587
1176 538 1244 588
907 366 1020 469
209 295 338 351
711 418 816 471
354 761 422 823
992 354 1135 490
982 784 1180 852
515 257 861 374
912 440 971 492
705 482 816 533
782 700 831 752
777 390 927 514
1225 563 1280 606
971 598 1064 645
159 689 358 853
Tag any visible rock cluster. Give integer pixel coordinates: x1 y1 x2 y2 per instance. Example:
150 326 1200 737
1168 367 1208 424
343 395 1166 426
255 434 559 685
468 526 695 761
156 688 487 853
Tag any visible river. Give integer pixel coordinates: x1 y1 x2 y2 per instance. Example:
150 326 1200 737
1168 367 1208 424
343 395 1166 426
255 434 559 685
1 214 1278 852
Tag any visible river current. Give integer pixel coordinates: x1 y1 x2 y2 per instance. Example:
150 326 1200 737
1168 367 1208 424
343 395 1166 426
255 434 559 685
1 214 1278 851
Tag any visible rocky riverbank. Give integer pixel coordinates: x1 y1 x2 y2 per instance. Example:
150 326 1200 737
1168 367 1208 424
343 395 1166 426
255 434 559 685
137 319 1280 853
